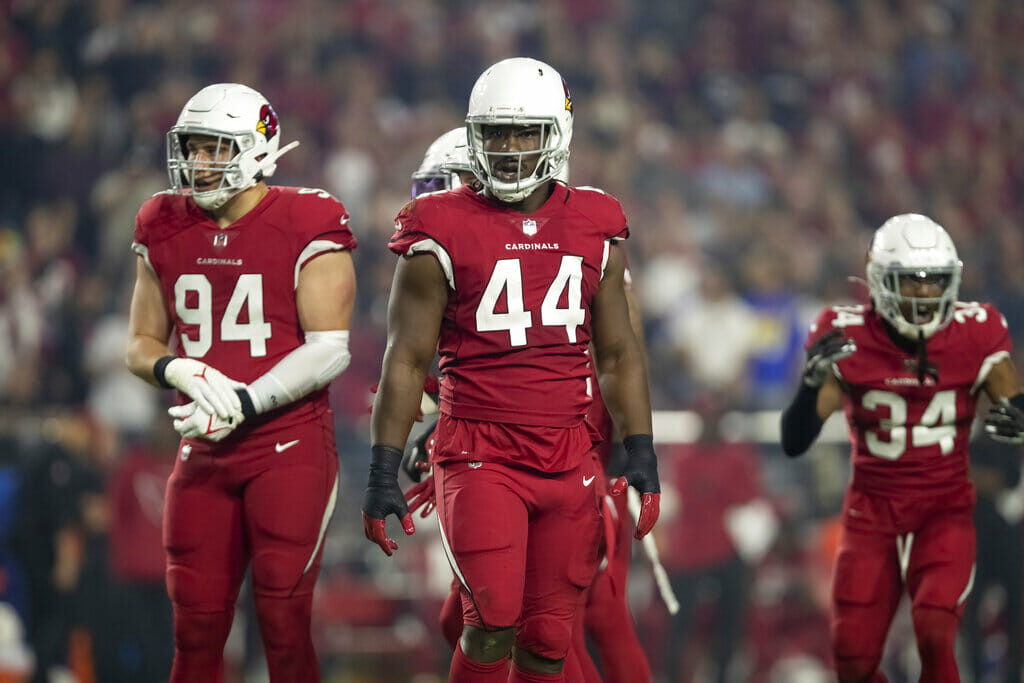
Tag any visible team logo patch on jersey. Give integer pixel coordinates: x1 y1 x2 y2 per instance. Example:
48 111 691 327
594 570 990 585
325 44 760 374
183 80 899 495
212 233 230 248
522 219 538 236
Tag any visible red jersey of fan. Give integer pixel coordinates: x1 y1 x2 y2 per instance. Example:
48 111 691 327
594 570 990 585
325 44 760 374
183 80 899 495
132 186 357 444
389 182 629 431
809 302 1011 498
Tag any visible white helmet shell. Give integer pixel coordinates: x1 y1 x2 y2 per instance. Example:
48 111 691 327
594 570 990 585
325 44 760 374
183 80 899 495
411 127 472 197
466 57 573 203
866 213 963 339
167 83 298 210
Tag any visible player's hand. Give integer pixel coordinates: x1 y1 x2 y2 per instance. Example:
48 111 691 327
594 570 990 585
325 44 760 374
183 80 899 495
164 358 246 422
985 398 1024 445
802 329 856 388
611 434 661 539
405 475 437 518
168 402 241 442
401 421 436 483
361 445 416 556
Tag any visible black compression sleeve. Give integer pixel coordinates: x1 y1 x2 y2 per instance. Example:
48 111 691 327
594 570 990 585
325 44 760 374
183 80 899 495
780 383 824 457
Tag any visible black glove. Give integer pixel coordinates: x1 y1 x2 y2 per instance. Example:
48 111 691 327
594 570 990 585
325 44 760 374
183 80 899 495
985 397 1024 445
401 420 436 483
802 329 856 387
361 445 415 556
610 434 661 539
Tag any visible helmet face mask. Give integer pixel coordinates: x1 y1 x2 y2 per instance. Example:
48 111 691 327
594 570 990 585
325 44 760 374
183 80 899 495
466 58 573 203
866 214 963 339
167 83 297 210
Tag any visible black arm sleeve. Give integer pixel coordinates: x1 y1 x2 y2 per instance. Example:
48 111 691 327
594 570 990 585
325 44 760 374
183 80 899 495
780 383 825 457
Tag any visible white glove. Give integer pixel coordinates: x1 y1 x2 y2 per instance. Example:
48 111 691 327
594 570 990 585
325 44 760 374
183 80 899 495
168 402 242 442
164 358 245 422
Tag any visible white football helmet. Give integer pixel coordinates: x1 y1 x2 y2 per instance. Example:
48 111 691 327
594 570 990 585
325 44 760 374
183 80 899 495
866 213 962 339
466 57 573 203
167 83 299 210
411 127 473 197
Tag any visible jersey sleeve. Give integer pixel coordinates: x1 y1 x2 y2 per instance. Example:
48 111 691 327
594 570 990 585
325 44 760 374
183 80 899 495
970 303 1013 392
132 192 181 264
568 186 630 242
287 189 358 287
388 198 456 289
805 306 839 350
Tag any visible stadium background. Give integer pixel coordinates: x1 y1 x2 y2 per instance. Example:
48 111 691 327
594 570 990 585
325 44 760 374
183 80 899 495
2 0 1023 681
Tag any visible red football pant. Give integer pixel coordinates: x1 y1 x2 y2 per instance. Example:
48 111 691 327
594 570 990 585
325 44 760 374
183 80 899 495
436 459 602 662
164 416 338 683
831 498 974 683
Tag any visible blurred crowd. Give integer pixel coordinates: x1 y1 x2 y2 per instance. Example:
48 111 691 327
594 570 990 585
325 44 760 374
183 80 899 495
1 0 1023 681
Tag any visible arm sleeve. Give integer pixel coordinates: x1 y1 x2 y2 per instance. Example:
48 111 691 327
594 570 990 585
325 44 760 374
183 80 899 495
780 383 824 457
241 330 351 416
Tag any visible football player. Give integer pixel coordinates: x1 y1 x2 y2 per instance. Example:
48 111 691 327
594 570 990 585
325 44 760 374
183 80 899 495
361 58 660 682
780 214 1023 682
402 126 652 683
125 83 356 682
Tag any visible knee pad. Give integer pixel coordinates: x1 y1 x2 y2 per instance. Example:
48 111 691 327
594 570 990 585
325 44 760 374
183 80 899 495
461 624 515 663
515 614 573 662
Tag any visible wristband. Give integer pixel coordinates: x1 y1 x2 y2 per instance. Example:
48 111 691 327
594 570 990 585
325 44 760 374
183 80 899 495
236 389 257 420
153 355 176 389
623 433 654 453
368 445 405 485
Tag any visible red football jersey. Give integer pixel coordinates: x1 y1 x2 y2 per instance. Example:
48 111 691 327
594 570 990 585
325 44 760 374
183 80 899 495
389 183 629 429
132 186 357 440
809 302 1011 498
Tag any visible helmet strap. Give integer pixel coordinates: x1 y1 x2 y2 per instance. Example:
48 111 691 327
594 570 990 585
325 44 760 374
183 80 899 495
915 330 939 384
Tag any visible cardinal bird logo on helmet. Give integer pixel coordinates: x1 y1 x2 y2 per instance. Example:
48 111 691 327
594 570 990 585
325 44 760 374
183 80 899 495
561 77 573 114
256 104 279 140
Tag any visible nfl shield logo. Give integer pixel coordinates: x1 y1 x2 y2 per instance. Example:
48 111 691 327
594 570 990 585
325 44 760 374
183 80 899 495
522 219 538 236
213 233 229 248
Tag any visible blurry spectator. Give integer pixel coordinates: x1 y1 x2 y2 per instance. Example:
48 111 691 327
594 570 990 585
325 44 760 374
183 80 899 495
665 267 759 405
659 396 776 683
965 437 1023 683
106 418 177 683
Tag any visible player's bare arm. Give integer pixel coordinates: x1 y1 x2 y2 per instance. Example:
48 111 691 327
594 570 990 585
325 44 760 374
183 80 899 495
983 356 1024 444
372 253 449 449
126 255 174 386
591 242 660 538
296 250 356 331
363 252 449 555
591 244 652 436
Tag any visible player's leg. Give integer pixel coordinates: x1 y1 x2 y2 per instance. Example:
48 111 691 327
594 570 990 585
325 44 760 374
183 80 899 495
244 420 339 683
164 444 248 683
564 586 601 683
905 508 975 682
440 578 465 650
584 492 650 683
830 524 902 683
514 464 602 680
435 462 529 682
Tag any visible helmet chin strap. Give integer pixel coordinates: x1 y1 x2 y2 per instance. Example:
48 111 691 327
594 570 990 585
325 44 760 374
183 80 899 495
915 329 938 383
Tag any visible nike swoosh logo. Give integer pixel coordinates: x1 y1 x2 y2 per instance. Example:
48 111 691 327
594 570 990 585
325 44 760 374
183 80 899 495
583 475 595 487
275 439 300 453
